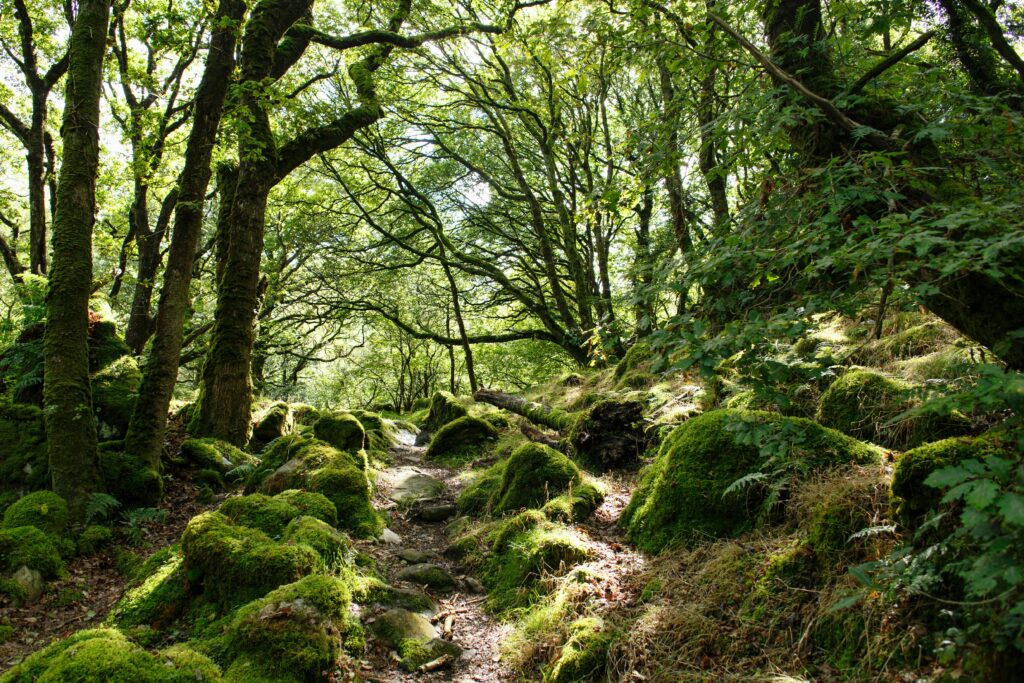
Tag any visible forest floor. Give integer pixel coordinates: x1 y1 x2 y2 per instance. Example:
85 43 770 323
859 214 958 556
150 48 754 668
0 426 646 679
353 429 646 682
0 475 223 669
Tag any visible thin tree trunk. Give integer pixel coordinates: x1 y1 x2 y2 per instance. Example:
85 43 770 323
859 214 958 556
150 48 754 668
124 0 246 469
633 186 656 337
43 0 111 519
657 57 692 315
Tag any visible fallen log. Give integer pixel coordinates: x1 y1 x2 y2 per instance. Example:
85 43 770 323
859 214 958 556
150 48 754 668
519 421 562 450
474 388 649 471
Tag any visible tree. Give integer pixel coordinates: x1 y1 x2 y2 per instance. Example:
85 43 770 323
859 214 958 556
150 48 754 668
43 0 112 518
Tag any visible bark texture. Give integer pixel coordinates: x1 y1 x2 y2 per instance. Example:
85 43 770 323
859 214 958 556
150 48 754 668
124 0 246 469
43 0 111 518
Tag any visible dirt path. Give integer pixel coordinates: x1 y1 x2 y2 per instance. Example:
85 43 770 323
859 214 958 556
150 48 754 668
357 432 513 683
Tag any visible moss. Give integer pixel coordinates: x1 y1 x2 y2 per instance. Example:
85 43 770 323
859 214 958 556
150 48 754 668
283 516 350 566
0 525 64 578
817 369 969 450
457 461 507 515
246 434 309 491
108 551 188 629
425 416 499 463
481 412 512 430
313 411 365 452
541 480 605 522
544 616 611 683
351 575 436 613
351 410 397 452
180 438 255 474
91 355 142 440
422 391 468 432
891 431 1015 528
491 443 582 514
181 512 318 608
614 340 652 380
78 525 113 554
370 608 460 672
2 490 69 535
196 468 225 491
615 370 656 391
0 624 13 644
483 513 589 611
307 464 383 538
0 627 223 683
98 444 163 506
89 319 132 372
621 409 881 553
875 322 952 361
252 402 291 447
219 490 336 537
204 574 351 681
289 403 320 426
0 402 48 491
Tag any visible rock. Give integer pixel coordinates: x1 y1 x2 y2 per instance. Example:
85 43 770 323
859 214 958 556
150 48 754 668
462 576 486 594
373 608 437 644
412 503 457 523
414 430 432 446
397 563 457 590
398 548 440 564
371 609 463 673
381 528 402 545
259 457 305 494
389 468 444 504
12 565 44 604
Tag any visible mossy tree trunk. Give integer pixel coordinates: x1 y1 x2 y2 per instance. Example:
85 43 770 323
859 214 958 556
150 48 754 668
43 0 112 518
473 388 575 431
124 0 247 470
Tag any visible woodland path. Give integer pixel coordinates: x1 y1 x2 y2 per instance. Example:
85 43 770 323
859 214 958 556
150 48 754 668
358 426 647 682
358 430 513 682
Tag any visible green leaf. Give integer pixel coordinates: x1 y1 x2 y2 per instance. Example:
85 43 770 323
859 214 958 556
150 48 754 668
996 492 1024 525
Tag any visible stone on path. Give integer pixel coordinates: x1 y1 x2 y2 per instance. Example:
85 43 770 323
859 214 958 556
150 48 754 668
397 563 457 590
388 467 445 503
398 548 439 564
412 502 457 522
381 528 402 545
371 608 462 672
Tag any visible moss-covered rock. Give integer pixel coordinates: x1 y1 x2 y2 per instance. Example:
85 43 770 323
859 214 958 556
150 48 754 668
2 490 68 535
283 516 350 566
544 616 612 683
313 412 365 452
180 438 256 475
0 402 48 492
181 512 318 608
0 627 223 683
246 434 310 491
422 391 468 433
108 549 188 630
0 525 65 579
307 464 383 538
456 461 507 515
287 403 318 427
614 340 652 380
817 369 969 450
482 512 589 610
371 608 462 672
621 409 881 553
541 480 605 523
252 402 291 448
78 524 113 554
351 410 397 452
891 431 1016 528
98 443 163 506
91 356 142 440
425 416 499 462
219 492 329 537
204 574 351 681
492 443 582 514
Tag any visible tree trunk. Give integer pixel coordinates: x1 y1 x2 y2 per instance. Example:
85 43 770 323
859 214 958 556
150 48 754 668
473 388 574 431
632 186 656 338
194 0 315 446
124 0 246 469
43 0 111 519
657 55 692 315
